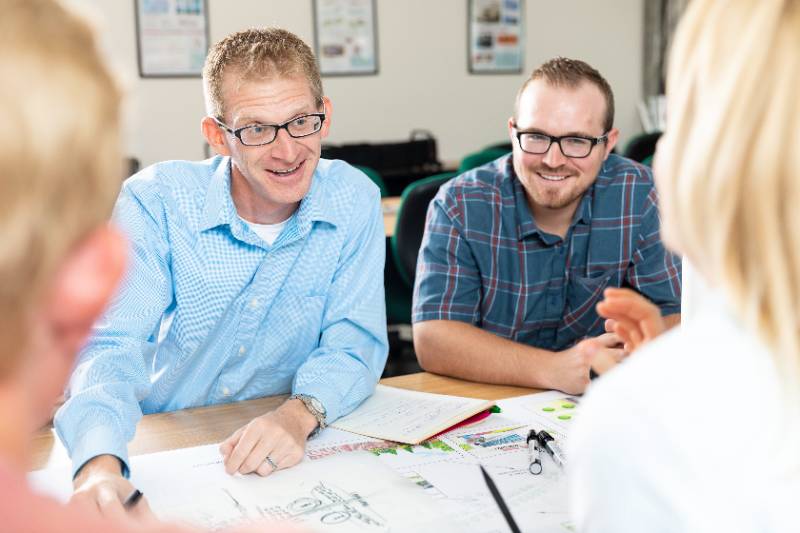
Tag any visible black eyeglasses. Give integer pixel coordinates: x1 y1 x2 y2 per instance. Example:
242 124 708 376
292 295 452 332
513 127 608 159
213 113 326 146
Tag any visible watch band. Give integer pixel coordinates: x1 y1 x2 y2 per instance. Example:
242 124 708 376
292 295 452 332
289 393 327 438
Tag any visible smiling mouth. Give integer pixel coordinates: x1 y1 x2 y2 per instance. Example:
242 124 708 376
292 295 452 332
538 172 570 182
267 160 304 177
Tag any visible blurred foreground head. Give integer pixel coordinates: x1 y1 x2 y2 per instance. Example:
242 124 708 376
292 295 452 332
0 0 124 424
657 0 800 397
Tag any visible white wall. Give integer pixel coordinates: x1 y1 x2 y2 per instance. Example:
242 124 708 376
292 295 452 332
72 0 644 167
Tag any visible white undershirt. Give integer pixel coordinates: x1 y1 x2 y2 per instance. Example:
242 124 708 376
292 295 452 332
241 216 290 246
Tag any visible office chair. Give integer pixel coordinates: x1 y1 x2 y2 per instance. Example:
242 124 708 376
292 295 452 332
391 172 457 287
622 131 662 164
457 147 511 174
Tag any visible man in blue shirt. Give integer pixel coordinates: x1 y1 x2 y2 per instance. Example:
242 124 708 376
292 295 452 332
413 58 681 394
57 28 388 511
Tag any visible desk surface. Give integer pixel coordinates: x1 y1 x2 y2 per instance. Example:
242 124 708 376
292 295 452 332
31 372 539 471
382 196 401 237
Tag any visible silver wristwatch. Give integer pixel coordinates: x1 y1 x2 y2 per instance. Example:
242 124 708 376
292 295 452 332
289 393 327 438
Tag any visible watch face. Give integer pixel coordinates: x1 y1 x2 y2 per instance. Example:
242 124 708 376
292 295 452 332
309 396 326 415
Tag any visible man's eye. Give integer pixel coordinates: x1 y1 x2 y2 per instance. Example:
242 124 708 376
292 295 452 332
564 137 589 147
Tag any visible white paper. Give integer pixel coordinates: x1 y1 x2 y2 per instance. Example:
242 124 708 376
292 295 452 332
331 385 492 444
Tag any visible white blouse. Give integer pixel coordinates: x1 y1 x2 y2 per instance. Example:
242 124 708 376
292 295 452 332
568 288 800 532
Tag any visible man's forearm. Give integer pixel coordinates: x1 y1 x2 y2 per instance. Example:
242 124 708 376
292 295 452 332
412 320 560 388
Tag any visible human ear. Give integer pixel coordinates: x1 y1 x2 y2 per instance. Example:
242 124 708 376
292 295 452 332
201 116 231 157
320 97 333 139
604 128 620 159
41 225 127 359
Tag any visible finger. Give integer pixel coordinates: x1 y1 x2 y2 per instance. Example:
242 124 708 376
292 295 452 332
239 434 278 475
602 296 659 322
602 348 626 363
254 453 281 477
96 485 126 521
640 315 666 340
612 318 643 349
128 494 156 522
224 425 260 475
595 332 622 348
604 318 617 333
219 427 245 458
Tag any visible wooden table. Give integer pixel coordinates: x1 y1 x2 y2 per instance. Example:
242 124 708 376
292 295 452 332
31 372 539 470
382 196 401 237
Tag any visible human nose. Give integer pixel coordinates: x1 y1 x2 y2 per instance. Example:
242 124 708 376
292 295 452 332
542 139 568 167
269 128 298 161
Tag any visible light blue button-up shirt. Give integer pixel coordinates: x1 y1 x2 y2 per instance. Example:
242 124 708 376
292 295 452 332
55 156 388 476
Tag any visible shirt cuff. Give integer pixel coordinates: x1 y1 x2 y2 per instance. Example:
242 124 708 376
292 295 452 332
659 304 681 317
66 425 131 479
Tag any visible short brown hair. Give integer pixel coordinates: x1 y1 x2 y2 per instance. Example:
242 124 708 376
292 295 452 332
515 57 615 132
0 0 121 373
203 28 323 120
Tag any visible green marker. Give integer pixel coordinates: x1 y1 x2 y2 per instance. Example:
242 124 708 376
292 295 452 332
542 407 555 412
558 414 571 420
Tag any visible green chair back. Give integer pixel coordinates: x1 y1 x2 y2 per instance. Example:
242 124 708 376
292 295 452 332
391 172 457 287
457 147 511 174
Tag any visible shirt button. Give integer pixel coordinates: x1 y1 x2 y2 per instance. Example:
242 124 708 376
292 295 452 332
222 386 231 397
249 298 259 309
238 346 246 356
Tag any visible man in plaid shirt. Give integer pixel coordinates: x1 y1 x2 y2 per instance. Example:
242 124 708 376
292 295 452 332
413 58 681 394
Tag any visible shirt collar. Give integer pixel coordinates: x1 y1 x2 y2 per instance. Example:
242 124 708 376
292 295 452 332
509 158 594 242
199 157 338 236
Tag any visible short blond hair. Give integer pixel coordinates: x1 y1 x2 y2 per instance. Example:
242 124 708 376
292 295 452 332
202 28 323 120
660 0 800 400
0 0 121 374
515 57 615 131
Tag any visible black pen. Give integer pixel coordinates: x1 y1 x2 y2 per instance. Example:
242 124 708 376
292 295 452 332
123 489 143 510
526 429 543 475
479 465 521 533
536 430 567 468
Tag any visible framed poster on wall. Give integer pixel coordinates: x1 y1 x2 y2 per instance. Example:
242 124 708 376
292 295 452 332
468 0 524 74
313 0 379 76
134 0 209 78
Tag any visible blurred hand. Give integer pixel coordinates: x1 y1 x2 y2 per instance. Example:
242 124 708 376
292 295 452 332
71 454 153 522
597 287 665 353
219 399 315 477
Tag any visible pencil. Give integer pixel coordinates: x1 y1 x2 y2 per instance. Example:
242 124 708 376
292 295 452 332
122 489 143 510
479 465 521 533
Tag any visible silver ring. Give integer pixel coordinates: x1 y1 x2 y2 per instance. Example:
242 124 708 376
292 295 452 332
264 455 278 470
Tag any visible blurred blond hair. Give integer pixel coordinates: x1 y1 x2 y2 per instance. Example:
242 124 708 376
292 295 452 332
659 0 800 406
0 0 121 375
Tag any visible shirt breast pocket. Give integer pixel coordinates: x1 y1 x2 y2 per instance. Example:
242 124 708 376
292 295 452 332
564 271 614 339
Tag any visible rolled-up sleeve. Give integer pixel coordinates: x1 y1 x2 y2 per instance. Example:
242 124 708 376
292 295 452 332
412 190 482 325
54 180 173 477
627 189 682 316
291 184 388 424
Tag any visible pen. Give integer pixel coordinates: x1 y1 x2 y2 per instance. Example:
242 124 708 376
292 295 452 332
479 465 521 533
526 429 543 475
536 430 567 468
123 489 143 510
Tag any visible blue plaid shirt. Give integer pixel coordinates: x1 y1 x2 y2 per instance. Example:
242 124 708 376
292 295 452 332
414 154 681 350
55 157 388 476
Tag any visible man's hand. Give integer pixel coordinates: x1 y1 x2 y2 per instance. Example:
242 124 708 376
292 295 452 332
71 454 153 521
219 398 317 477
597 288 665 353
546 332 627 393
